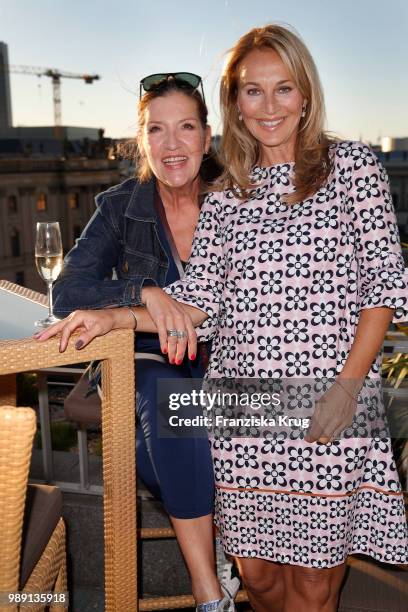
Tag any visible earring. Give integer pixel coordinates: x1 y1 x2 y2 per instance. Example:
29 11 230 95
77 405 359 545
301 104 307 118
238 111 243 121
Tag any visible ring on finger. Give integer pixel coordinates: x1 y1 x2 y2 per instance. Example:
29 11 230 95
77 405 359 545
167 329 179 338
176 330 188 339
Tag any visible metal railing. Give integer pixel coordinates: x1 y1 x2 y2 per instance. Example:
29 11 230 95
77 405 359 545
32 366 103 495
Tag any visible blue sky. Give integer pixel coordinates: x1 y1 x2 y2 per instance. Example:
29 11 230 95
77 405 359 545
1 0 407 142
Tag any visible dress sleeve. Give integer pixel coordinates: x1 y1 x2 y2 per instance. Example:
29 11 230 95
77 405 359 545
347 143 408 322
163 191 227 341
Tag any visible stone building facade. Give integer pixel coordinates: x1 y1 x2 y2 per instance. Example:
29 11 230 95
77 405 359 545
380 152 408 239
0 157 120 291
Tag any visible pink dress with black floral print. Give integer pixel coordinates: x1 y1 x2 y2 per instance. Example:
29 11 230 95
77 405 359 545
165 141 408 567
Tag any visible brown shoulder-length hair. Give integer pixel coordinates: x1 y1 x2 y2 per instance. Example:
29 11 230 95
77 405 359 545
218 23 336 203
132 79 222 187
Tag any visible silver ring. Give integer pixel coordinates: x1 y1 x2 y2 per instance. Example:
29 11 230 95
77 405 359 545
167 329 179 337
177 330 188 340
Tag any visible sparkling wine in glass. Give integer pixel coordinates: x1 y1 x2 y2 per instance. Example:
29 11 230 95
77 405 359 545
35 222 63 328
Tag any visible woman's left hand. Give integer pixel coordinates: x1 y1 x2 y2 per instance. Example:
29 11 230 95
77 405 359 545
33 308 122 352
305 379 360 444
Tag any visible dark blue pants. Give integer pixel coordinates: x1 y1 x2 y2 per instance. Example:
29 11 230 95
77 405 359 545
135 359 215 519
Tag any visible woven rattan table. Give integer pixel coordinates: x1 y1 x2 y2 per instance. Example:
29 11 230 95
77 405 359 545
0 281 137 611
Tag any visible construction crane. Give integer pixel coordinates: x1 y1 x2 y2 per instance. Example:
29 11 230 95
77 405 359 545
7 65 100 126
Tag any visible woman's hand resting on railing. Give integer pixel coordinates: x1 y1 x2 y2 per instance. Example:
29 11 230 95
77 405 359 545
33 286 204 364
33 308 128 352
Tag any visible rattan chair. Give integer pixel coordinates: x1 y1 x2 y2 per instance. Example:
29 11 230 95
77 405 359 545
0 406 67 612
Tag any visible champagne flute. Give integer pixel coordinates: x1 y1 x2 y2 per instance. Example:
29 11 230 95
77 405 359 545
35 222 63 328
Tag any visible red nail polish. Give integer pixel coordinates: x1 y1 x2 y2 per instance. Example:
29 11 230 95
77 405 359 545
162 347 168 354
176 359 182 365
170 359 175 364
190 354 196 361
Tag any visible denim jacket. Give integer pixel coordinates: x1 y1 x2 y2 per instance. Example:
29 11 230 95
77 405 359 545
54 177 168 317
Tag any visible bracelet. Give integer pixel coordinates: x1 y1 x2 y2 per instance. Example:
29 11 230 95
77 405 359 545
334 378 358 401
127 306 138 330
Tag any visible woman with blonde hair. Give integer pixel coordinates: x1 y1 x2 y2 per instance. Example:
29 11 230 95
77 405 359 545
38 24 408 611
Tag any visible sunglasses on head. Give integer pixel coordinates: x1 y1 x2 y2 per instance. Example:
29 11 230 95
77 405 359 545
139 72 205 101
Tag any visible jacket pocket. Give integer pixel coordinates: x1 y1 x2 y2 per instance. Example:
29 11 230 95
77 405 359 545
120 249 155 278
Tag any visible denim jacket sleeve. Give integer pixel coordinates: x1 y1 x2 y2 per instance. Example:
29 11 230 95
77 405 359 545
53 191 155 317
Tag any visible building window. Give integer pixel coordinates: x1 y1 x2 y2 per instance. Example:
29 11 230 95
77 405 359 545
8 195 18 213
36 192 47 211
11 228 21 257
68 192 80 209
15 271 25 286
73 224 82 240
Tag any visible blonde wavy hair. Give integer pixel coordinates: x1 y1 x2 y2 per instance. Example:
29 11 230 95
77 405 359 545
218 23 336 202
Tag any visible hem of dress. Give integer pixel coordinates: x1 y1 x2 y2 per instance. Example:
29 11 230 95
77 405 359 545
222 548 407 569
215 483 403 498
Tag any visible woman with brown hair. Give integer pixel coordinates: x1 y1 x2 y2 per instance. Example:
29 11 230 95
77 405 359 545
38 74 237 612
38 25 408 611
